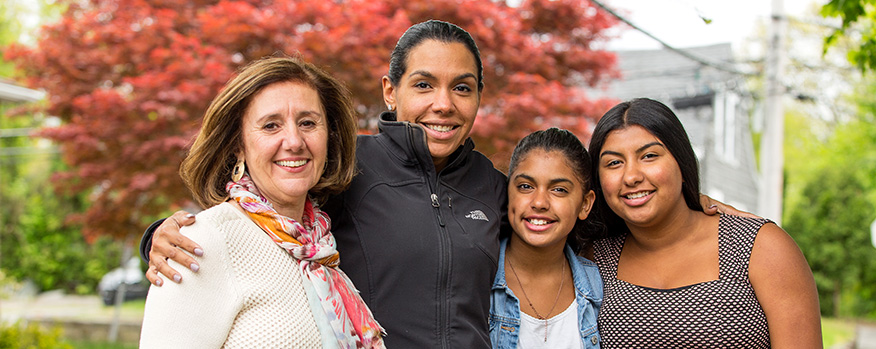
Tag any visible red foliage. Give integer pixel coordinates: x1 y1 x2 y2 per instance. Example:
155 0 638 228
4 0 619 240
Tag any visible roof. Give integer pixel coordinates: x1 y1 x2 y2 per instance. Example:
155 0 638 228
590 43 741 103
0 79 45 103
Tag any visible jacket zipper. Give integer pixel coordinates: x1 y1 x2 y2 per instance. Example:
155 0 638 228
433 190 451 348
408 123 452 348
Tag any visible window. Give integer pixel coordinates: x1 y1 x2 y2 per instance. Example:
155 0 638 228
712 91 738 164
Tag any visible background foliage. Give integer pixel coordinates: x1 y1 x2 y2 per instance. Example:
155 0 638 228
0 0 122 294
778 0 876 319
0 113 123 294
823 0 876 71
0 322 72 349
4 0 620 241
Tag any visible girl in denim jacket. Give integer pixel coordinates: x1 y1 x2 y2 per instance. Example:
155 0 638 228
490 128 602 348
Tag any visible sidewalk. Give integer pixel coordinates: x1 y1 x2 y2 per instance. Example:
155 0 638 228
1 290 143 344
859 323 876 349
2 290 143 323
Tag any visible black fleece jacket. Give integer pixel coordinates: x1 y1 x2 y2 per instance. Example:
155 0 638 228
324 112 507 348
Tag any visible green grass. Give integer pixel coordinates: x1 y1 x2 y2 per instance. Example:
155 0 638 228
88 299 146 322
822 317 856 348
119 299 145 311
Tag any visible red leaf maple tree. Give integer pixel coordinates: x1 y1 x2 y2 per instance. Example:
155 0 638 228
5 0 619 240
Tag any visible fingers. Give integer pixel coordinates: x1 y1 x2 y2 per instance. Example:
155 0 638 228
166 211 203 256
718 203 761 219
173 210 197 228
703 203 719 216
147 211 203 286
146 264 164 286
699 194 762 219
148 246 183 285
699 194 717 214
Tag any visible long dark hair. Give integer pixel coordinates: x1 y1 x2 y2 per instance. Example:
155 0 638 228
387 20 484 92
509 127 597 253
588 98 702 238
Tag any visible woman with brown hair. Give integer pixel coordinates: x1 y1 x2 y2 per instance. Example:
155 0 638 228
139 56 384 348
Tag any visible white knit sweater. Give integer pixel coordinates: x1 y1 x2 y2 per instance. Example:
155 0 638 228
139 202 323 348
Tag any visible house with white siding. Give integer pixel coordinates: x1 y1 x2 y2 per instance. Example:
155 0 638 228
589 43 760 213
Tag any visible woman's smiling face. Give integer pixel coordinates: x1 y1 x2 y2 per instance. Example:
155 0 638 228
597 125 688 230
383 39 480 171
508 149 595 250
240 81 328 219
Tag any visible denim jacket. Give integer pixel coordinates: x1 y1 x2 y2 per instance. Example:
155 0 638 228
489 238 603 348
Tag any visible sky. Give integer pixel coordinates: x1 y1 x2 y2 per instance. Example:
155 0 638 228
603 0 828 50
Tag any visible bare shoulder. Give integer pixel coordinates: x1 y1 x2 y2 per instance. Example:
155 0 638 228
749 222 807 270
748 222 822 347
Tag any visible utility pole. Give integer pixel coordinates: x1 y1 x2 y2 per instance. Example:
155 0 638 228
759 0 786 224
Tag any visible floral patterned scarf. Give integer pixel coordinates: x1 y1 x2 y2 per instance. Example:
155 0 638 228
227 175 385 348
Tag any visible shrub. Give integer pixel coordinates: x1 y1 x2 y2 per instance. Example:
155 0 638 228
0 321 72 349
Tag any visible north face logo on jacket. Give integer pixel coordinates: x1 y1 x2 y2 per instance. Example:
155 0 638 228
465 210 489 221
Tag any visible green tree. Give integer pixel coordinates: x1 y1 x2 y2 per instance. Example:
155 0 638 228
0 145 123 294
757 4 876 318
783 98 876 318
0 1 23 76
822 0 876 72
0 0 63 76
785 165 876 317
1 0 120 294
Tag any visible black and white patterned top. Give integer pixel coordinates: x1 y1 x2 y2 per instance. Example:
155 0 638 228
593 214 771 348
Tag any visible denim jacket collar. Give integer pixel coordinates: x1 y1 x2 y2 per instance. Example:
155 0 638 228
490 238 602 348
491 238 510 290
492 238 601 302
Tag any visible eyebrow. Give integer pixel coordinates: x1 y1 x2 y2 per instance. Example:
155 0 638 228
514 173 574 186
600 141 664 158
255 110 323 123
408 70 477 82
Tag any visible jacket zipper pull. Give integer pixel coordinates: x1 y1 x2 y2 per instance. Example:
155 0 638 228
431 193 445 227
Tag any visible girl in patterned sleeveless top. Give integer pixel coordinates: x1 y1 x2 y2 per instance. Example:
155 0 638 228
490 128 603 348
585 98 822 348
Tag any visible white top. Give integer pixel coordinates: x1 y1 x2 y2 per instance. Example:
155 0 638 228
519 300 583 349
139 202 323 348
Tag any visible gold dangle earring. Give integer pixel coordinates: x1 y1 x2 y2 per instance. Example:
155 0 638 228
232 157 245 182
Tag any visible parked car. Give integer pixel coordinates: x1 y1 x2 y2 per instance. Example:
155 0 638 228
97 257 150 306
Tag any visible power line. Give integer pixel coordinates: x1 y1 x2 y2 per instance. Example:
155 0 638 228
590 0 757 77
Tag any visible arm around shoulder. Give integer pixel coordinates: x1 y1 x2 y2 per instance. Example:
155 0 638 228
749 223 822 348
139 210 243 348
139 218 165 263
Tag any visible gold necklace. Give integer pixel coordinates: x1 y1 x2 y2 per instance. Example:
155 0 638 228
507 255 566 342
